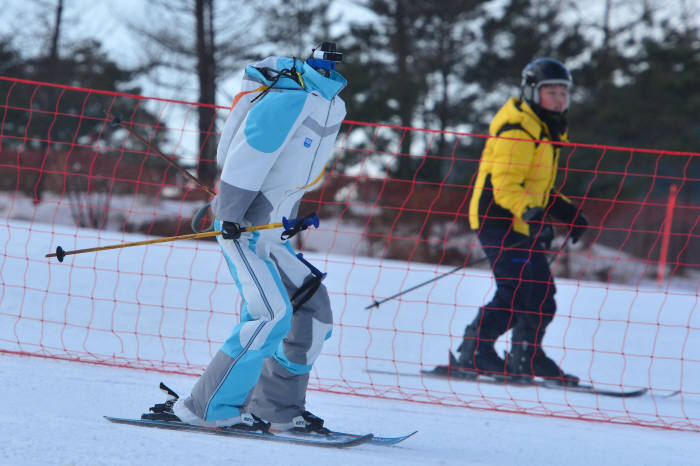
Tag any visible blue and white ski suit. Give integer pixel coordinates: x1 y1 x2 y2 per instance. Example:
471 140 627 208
178 57 346 424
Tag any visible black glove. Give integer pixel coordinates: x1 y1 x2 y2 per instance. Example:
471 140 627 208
569 211 589 244
523 207 554 250
221 221 242 240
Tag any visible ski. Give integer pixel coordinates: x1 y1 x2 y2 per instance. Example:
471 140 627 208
104 416 373 449
367 353 649 398
535 379 649 397
324 429 418 446
368 367 648 398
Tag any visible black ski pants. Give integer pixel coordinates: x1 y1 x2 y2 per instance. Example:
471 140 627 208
468 228 557 346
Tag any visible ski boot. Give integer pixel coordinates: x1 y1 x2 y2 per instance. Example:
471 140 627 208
142 382 270 432
507 340 579 386
271 411 331 435
221 412 271 433
453 325 506 378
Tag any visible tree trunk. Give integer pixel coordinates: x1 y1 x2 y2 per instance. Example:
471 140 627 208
196 0 218 186
49 0 63 61
394 0 416 179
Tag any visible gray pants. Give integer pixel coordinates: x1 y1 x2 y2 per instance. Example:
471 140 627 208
182 234 333 423
245 272 333 422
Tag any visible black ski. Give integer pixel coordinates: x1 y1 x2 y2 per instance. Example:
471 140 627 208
367 352 649 398
104 416 373 448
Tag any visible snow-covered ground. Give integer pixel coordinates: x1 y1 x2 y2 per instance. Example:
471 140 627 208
1 219 699 464
2 353 699 466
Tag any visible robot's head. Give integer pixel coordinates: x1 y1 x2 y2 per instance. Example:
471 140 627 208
306 42 343 71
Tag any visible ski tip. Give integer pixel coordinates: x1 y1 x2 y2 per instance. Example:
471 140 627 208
377 430 418 446
104 415 129 425
104 415 133 423
631 388 650 397
345 433 374 447
612 387 649 398
592 386 649 397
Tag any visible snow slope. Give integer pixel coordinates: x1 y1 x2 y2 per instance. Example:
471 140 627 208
1 220 699 464
2 353 699 466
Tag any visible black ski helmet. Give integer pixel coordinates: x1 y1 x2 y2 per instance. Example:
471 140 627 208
521 58 572 107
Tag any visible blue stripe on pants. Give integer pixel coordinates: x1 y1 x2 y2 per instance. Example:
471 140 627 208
203 222 292 421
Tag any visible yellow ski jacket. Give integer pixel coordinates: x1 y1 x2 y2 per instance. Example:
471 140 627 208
468 97 573 236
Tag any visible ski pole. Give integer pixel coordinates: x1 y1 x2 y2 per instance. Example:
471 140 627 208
46 213 319 263
106 112 217 197
364 257 489 310
365 236 563 310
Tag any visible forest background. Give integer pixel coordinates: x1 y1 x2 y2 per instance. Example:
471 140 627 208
2 0 698 178
0 0 698 274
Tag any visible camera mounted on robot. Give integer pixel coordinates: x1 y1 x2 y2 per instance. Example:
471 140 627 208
307 42 343 71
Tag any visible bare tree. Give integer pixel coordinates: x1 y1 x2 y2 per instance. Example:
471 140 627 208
129 0 263 186
575 0 657 95
341 0 431 179
258 0 337 57
416 0 483 176
3 0 70 58
48 0 64 61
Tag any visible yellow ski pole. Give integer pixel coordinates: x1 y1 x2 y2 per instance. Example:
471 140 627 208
46 213 319 262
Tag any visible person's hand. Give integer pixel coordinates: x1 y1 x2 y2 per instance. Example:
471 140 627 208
221 221 242 240
569 211 588 244
523 207 554 250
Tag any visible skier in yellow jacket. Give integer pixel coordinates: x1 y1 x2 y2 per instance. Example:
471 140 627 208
456 58 588 385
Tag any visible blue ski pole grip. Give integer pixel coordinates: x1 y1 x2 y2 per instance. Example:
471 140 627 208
280 212 320 240
283 213 319 229
307 213 320 228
